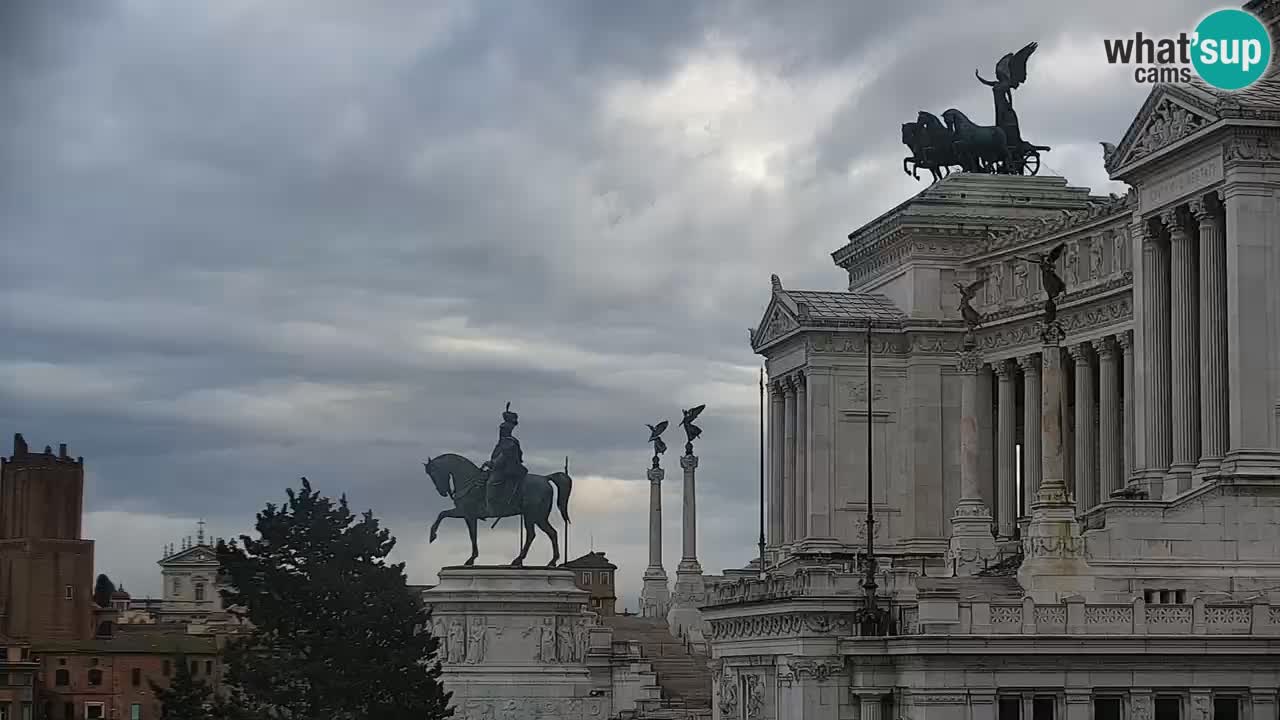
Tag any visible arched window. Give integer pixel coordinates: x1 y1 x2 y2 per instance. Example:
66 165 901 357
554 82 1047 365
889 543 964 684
88 668 103 686
54 669 69 686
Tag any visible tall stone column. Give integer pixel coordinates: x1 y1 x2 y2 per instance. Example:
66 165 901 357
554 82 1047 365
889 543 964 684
768 382 785 549
669 451 705 642
949 347 997 575
794 374 808 540
1119 331 1136 482
1070 343 1097 513
782 378 797 545
678 454 700 574
996 360 1018 539
639 465 670 618
1095 337 1122 499
1140 223 1172 496
1164 206 1200 492
1193 195 1228 478
1019 354 1043 504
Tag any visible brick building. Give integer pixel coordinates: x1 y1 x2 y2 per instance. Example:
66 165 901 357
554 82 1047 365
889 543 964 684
0 435 94 643
35 634 220 720
1 639 37 720
563 551 618 616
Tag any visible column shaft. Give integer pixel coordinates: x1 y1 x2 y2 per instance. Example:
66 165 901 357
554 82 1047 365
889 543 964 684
1096 338 1122 499
1019 354 1043 507
1071 344 1098 512
768 385 785 548
1194 196 1229 475
1143 230 1173 481
1166 207 1200 491
782 381 797 545
679 454 699 567
1119 331 1135 481
647 469 663 568
996 361 1018 538
794 377 808 539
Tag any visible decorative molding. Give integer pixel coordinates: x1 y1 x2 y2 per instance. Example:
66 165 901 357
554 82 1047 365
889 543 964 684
977 292 1132 355
1224 131 1280 164
793 657 843 681
708 612 854 640
454 697 607 720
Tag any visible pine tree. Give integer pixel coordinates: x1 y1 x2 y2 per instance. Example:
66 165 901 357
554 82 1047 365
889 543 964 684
151 654 214 720
216 478 453 720
93 574 116 608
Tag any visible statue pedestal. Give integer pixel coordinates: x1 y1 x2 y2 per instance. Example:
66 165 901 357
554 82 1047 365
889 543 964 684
668 562 706 643
422 567 610 719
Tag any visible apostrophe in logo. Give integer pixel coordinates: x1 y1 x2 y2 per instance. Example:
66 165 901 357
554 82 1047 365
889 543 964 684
1192 9 1271 89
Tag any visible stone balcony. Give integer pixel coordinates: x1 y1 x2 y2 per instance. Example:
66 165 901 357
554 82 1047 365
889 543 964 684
916 592 1280 636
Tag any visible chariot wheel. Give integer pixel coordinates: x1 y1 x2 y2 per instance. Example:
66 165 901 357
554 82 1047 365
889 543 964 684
1021 148 1041 176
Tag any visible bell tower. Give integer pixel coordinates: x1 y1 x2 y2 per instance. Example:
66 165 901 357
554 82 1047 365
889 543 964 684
0 434 95 641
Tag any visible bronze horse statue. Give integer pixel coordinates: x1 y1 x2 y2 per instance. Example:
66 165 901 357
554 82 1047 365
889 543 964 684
425 453 572 567
943 108 1011 173
902 111 959 183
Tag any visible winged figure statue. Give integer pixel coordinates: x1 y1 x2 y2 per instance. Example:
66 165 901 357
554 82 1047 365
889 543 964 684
680 404 705 454
976 41 1037 146
646 420 668 468
1014 242 1068 323
954 276 988 331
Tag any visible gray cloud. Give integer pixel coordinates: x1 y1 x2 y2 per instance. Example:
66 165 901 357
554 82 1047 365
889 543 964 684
3 0 1209 608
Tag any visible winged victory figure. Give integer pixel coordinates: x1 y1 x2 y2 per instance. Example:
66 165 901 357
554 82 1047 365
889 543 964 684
955 276 988 331
976 42 1037 145
1015 242 1068 322
680 404 705 454
646 420 668 468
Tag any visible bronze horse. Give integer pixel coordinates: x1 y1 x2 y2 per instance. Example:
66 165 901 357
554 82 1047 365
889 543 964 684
942 108 1011 174
902 111 960 183
425 453 572 567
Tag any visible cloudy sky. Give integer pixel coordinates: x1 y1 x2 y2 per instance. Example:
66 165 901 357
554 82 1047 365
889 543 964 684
4 0 1211 608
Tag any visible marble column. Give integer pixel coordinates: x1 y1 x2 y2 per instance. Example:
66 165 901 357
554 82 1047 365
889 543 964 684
1070 343 1097 512
794 375 808 540
1095 337 1122 499
1141 223 1172 492
996 360 1018 538
1119 330 1135 481
1164 206 1200 492
1193 194 1228 478
1018 354 1043 506
639 465 670 617
950 348 996 574
768 382 785 548
678 454 700 573
782 378 798 545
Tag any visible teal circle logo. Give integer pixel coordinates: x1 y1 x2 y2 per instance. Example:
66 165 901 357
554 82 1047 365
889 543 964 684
1192 9 1271 90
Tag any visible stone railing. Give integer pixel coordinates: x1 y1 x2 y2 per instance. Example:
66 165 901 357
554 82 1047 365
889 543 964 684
914 594 1280 636
704 567 870 606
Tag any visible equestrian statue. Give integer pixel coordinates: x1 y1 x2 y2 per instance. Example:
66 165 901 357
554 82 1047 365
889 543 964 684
425 403 573 567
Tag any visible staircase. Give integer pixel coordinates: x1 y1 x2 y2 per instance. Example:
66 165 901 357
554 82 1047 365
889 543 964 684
605 615 712 716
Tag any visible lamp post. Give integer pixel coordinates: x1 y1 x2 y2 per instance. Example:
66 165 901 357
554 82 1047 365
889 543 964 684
856 322 890 636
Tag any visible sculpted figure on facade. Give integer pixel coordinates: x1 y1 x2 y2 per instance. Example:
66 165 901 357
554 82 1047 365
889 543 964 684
447 618 467 664
465 616 486 664
988 262 1005 305
718 666 739 716
1065 242 1080 285
574 618 589 661
1012 261 1028 300
557 618 576 663
1088 237 1103 280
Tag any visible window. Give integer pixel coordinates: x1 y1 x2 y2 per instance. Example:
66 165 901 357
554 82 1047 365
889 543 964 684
194 583 205 601
87 669 102 686
20 704 30 720
162 660 171 676
1 705 10 720
172 578 183 595
63 703 72 720
205 661 213 675
1214 699 1240 720
131 668 141 686
190 660 198 674
54 669 69 687
999 697 1021 720
85 703 104 720
130 703 142 720
580 572 591 586
1095 698 1122 720
1033 697 1056 720
1155 698 1181 720
64 585 73 600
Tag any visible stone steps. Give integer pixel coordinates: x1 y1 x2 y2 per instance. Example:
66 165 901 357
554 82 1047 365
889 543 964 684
605 616 711 711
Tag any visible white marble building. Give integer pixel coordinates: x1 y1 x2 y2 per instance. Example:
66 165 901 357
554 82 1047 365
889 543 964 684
706 3 1280 718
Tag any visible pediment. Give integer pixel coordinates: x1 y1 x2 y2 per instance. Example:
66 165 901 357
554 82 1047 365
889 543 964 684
159 545 219 566
751 298 799 350
1109 87 1219 173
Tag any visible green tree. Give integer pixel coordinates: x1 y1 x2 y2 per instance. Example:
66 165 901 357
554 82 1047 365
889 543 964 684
216 478 453 720
151 655 214 720
93 574 116 608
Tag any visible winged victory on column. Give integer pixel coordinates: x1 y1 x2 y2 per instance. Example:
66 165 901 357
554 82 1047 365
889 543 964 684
1014 243 1068 324
424 402 573 568
680 404 705 455
647 420 669 468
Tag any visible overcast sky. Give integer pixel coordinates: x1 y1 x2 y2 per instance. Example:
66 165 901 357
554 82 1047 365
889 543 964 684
3 1 1211 608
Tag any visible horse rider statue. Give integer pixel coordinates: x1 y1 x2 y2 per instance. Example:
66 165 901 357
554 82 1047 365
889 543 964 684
481 402 529 518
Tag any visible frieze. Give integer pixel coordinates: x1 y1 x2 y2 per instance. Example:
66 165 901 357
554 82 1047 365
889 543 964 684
1140 153 1225 214
912 694 970 705
983 193 1131 253
1224 132 1280 163
453 697 607 720
809 333 909 355
978 292 1131 355
846 382 887 404
1023 535 1085 559
709 612 855 640
793 657 844 681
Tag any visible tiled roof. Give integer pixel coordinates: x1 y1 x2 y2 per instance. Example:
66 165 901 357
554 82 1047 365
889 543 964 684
33 633 218 655
1181 72 1280 112
783 290 905 322
563 551 617 570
